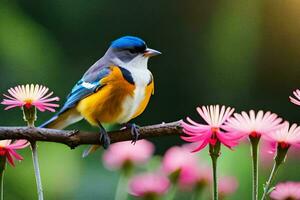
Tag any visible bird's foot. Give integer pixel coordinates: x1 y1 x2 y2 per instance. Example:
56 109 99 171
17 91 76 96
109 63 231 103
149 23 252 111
98 123 110 149
123 123 140 144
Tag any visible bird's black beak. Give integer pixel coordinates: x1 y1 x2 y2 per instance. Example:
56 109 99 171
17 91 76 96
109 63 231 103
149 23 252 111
143 48 162 57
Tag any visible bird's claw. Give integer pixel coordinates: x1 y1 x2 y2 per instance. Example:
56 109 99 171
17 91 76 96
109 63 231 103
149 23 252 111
131 125 140 144
123 123 140 144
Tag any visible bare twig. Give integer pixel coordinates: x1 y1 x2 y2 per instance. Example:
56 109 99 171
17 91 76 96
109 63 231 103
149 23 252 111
0 121 182 149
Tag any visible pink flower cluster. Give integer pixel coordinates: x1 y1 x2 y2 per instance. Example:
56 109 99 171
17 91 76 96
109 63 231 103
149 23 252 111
162 145 237 196
179 93 300 199
181 104 300 154
106 100 300 199
103 140 238 198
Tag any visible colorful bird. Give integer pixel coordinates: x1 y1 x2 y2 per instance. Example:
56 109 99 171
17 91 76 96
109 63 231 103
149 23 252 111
40 36 161 155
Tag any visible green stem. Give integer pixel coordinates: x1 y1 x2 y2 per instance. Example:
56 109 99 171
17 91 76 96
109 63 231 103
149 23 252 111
211 156 218 200
23 106 36 127
260 145 289 200
164 182 177 200
260 162 280 200
191 185 204 200
144 194 159 200
164 170 179 200
0 157 6 200
115 174 127 200
31 142 44 200
209 141 221 200
250 136 260 200
22 106 43 199
115 166 133 200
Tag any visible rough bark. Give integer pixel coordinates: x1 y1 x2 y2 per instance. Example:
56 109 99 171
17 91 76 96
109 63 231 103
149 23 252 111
0 121 182 149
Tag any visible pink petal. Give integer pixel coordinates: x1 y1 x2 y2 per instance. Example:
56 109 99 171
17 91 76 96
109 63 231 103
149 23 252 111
191 139 210 152
1 100 23 106
182 123 210 134
8 140 29 149
34 102 59 107
290 97 300 106
181 135 205 143
39 97 60 102
182 129 209 137
182 130 212 141
34 103 59 112
7 149 23 161
4 105 22 110
6 152 15 167
2 94 17 101
185 117 209 129
42 107 56 112
217 132 239 149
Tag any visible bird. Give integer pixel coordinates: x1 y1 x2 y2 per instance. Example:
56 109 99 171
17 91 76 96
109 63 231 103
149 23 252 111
40 36 161 156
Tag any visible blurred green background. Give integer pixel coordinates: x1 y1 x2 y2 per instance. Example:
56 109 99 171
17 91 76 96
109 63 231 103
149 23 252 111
1 0 300 199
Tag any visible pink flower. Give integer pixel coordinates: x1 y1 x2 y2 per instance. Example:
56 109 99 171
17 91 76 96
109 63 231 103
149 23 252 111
162 146 211 188
270 182 300 200
224 110 282 139
218 176 238 198
102 140 154 170
1 84 59 112
263 122 300 149
0 140 29 166
129 172 170 198
289 89 300 106
181 105 241 152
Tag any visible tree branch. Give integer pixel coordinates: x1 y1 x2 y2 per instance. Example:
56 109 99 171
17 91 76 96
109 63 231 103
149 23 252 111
0 121 183 149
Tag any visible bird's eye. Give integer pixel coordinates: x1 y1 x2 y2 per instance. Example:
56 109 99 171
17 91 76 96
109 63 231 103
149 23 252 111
128 49 136 54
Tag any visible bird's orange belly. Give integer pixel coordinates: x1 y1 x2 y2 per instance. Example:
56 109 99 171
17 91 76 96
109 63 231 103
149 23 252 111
76 83 134 125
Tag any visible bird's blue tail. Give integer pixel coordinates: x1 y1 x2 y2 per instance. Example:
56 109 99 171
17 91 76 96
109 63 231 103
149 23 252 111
39 114 60 128
39 108 83 129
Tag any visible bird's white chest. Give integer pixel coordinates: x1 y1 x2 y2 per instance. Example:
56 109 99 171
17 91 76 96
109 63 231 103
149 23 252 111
116 68 151 123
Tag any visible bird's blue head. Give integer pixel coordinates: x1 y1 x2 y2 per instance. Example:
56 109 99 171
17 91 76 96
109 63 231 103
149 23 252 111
111 36 147 52
107 36 161 68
